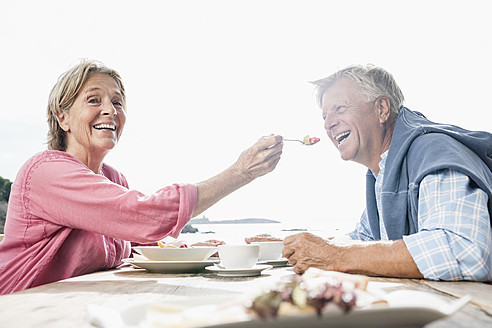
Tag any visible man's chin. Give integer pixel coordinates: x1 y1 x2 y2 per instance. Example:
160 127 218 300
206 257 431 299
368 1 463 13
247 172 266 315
338 151 353 162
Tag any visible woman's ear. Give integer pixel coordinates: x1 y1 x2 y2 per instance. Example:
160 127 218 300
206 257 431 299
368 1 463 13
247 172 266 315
376 96 392 124
57 111 70 132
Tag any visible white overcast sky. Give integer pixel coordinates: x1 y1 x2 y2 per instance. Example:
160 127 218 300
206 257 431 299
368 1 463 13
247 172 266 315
1 0 491 231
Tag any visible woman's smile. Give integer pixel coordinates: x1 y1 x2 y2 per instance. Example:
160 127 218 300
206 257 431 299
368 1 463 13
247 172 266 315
93 123 116 131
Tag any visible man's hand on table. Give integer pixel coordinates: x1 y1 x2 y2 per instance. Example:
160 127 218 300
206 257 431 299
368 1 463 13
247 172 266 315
283 232 424 278
282 232 336 274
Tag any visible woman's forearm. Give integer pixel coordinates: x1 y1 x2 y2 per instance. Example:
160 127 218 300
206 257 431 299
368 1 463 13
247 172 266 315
192 164 251 217
191 135 283 217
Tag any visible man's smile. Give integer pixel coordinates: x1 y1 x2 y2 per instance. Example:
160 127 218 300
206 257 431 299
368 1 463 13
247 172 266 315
334 130 350 144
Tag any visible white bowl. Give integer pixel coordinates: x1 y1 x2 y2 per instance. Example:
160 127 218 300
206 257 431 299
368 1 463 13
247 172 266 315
132 246 217 261
251 241 284 261
218 244 260 269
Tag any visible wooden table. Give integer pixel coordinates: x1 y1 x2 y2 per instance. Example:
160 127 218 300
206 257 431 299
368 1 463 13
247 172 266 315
0 264 491 328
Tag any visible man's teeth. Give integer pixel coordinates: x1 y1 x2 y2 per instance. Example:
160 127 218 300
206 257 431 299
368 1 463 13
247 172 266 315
335 131 350 144
94 124 116 131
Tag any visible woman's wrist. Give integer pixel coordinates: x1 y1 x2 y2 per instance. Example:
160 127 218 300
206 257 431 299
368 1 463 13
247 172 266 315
228 162 255 184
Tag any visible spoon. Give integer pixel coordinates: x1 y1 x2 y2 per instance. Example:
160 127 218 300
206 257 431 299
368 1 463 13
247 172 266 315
284 135 320 145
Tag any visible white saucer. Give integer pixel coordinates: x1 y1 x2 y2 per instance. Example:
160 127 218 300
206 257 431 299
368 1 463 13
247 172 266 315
257 258 290 267
205 264 273 277
122 258 219 273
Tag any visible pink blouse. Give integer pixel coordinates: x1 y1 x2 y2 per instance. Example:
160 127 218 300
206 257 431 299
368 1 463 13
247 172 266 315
0 150 197 294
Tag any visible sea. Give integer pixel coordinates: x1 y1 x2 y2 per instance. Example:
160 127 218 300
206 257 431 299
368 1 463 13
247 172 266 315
176 220 356 245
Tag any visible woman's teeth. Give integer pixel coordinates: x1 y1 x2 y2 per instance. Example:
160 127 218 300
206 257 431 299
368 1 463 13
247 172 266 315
93 123 116 131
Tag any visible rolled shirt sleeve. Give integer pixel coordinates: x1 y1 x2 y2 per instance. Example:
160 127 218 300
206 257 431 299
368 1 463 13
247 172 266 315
403 169 492 281
347 209 376 241
26 152 198 243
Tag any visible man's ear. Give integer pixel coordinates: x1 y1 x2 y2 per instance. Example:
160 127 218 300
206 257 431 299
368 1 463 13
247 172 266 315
57 111 70 132
376 96 392 124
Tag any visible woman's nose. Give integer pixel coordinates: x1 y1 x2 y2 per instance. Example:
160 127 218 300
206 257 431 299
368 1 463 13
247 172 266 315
101 99 117 116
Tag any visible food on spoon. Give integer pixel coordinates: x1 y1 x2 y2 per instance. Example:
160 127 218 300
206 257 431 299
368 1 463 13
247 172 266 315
302 135 320 145
246 268 379 318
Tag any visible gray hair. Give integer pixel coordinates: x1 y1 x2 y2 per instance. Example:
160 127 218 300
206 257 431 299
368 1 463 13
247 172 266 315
311 64 404 116
47 59 126 151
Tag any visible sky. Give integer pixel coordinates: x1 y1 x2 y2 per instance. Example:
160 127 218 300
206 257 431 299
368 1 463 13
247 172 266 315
1 0 491 232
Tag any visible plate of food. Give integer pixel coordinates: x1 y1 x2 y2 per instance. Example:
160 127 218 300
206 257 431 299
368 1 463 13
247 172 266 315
132 240 217 262
88 268 470 328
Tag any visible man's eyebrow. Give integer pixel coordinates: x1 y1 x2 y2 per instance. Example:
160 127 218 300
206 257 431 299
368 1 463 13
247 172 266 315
329 98 351 111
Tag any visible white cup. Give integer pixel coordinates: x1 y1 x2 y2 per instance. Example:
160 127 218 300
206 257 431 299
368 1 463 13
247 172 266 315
218 244 260 269
252 241 284 261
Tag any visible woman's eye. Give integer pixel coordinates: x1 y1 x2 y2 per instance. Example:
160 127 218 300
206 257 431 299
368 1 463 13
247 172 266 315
113 101 123 107
88 98 99 104
336 106 346 113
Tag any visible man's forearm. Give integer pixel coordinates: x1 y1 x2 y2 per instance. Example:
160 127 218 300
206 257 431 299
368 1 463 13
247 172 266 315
283 232 424 278
336 239 423 278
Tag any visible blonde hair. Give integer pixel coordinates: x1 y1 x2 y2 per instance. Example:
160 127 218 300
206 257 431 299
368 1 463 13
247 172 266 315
46 59 126 151
311 64 404 116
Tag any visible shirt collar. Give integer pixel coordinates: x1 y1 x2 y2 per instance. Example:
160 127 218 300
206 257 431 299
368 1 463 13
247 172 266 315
371 150 389 177
379 150 389 171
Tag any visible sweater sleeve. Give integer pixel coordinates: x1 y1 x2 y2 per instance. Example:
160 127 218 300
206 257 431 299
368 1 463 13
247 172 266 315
23 152 197 243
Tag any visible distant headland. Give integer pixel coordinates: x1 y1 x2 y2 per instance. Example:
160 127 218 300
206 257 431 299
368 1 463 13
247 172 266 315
189 216 280 225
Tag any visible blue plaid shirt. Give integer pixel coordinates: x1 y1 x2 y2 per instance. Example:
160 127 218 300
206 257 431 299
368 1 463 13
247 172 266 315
348 151 492 281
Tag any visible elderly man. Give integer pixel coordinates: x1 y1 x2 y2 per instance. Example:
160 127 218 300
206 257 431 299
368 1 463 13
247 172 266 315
282 64 492 281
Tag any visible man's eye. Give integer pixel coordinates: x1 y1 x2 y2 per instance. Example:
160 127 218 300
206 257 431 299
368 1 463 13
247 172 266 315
336 106 346 113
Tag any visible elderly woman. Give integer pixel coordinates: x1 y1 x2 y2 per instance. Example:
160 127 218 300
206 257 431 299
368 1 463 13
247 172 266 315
0 59 283 294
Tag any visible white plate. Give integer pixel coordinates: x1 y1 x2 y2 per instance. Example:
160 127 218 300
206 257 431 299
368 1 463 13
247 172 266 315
122 258 219 273
200 305 465 328
132 246 217 261
205 264 273 277
87 291 471 328
257 258 290 267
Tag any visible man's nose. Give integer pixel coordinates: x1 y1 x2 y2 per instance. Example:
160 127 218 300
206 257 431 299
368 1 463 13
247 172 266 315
324 113 338 131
